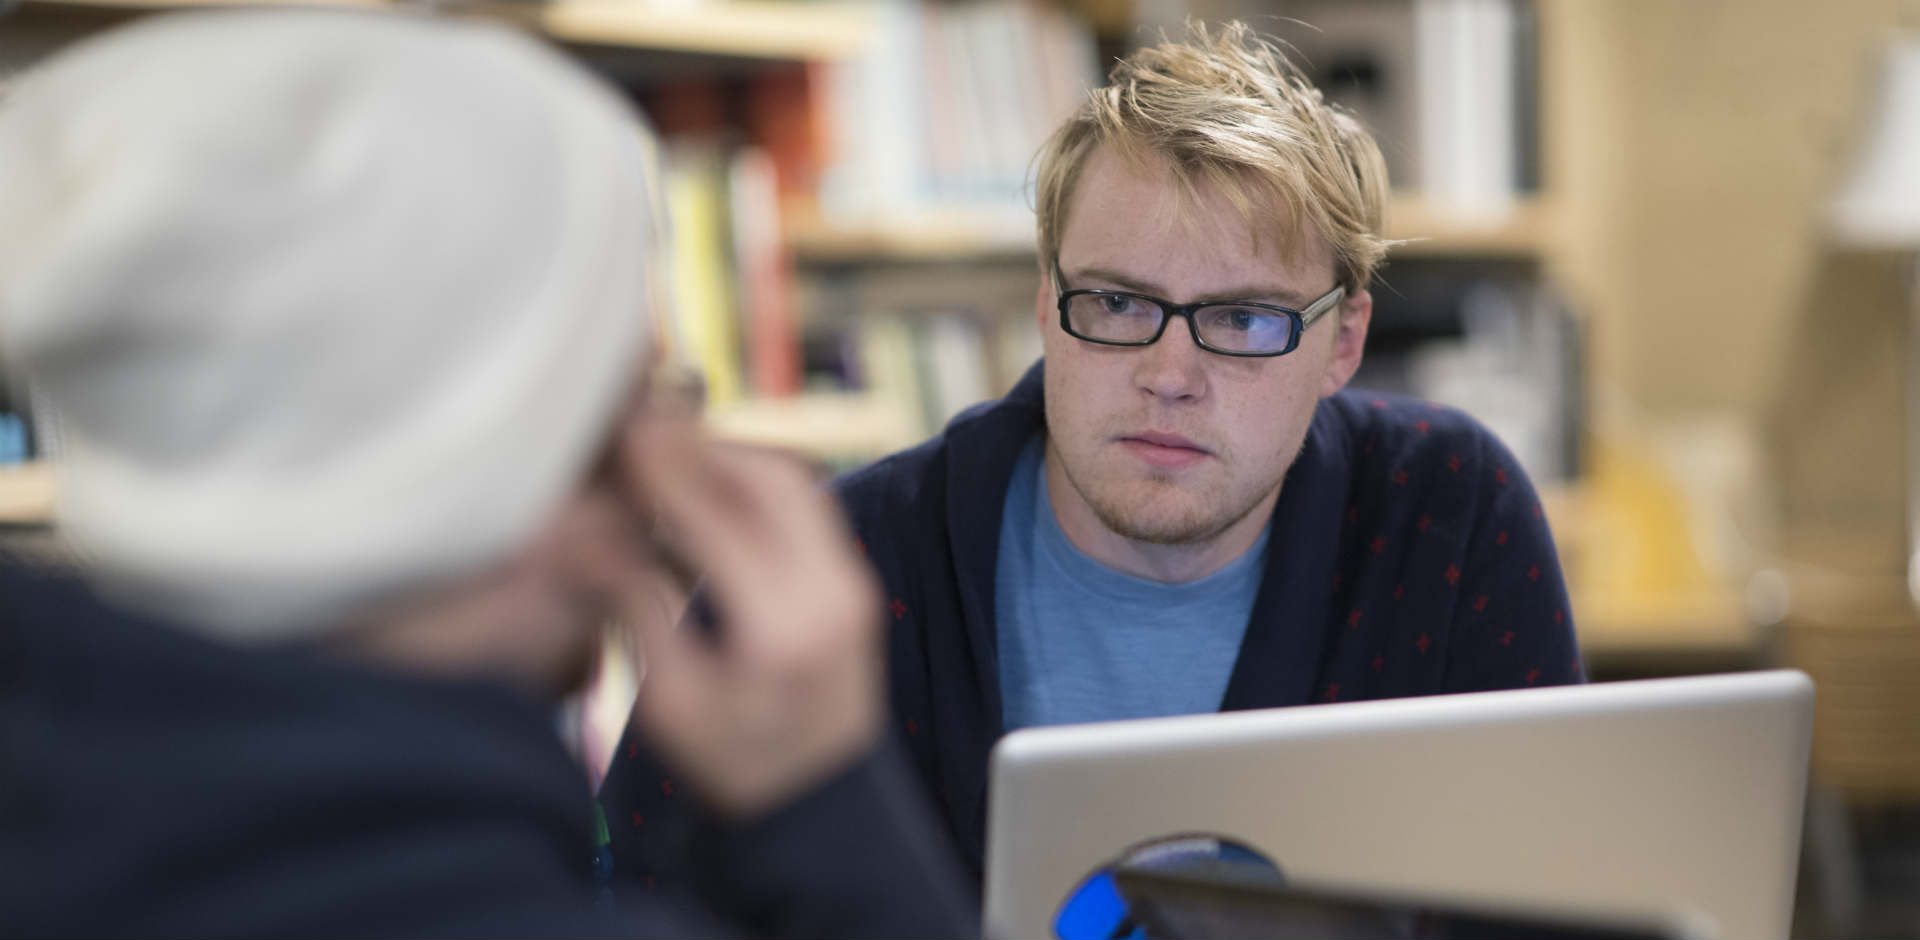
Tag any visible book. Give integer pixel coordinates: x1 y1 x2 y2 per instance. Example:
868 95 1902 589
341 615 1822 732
818 0 927 223
728 147 802 396
1413 0 1518 215
664 144 746 406
856 313 926 435
816 0 1097 224
915 312 993 430
745 62 832 203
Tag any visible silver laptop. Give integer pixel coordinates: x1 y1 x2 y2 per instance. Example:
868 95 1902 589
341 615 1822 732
985 670 1813 939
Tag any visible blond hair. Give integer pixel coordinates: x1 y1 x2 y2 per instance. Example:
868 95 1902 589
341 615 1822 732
1034 21 1392 294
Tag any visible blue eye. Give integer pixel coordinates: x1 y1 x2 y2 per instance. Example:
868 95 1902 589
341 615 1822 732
1199 305 1295 353
1100 294 1145 316
1219 307 1273 332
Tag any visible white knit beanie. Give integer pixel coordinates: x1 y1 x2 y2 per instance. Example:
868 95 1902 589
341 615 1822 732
0 9 661 641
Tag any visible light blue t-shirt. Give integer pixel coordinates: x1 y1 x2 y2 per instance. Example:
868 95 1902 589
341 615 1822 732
995 435 1269 731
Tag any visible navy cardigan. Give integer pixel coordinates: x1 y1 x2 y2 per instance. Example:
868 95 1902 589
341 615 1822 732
603 360 1582 892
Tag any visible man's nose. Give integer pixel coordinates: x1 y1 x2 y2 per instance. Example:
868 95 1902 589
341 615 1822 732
1134 314 1208 403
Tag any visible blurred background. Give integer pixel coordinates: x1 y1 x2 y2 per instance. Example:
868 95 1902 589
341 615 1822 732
5 0 1920 935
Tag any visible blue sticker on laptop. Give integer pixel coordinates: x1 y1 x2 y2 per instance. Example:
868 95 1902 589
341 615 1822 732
1053 834 1282 940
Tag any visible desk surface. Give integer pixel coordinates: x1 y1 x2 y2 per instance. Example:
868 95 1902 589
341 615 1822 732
1570 587 1758 671
1540 478 1760 668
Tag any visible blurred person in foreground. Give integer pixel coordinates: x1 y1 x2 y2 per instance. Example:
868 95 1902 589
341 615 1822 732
0 10 972 938
605 22 1584 888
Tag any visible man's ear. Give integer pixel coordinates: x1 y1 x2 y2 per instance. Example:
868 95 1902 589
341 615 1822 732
1320 288 1372 397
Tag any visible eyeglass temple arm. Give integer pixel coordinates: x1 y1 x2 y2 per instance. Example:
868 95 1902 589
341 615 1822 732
1299 285 1347 327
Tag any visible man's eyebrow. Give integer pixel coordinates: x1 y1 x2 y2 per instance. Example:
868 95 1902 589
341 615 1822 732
1070 265 1317 308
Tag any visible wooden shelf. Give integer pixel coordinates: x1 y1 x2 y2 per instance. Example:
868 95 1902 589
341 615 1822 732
1385 194 1556 258
785 205 1038 264
20 0 386 11
536 0 873 60
19 0 878 61
704 392 921 461
0 461 56 527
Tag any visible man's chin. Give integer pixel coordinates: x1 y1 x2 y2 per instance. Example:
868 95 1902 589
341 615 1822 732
1086 489 1233 546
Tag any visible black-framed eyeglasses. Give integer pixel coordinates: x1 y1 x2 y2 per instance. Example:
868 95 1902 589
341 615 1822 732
1052 261 1345 358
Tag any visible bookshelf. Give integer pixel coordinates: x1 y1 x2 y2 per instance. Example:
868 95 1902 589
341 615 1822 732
1 3 1573 459
12 2 1559 265
1 0 1785 683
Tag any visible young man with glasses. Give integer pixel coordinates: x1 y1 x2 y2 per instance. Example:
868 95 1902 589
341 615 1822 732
604 21 1581 891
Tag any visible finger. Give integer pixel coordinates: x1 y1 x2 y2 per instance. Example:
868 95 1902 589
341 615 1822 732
612 565 717 733
620 419 767 596
561 491 716 682
623 419 879 674
613 617 723 751
626 422 840 612
699 441 857 563
675 450 870 662
655 437 817 546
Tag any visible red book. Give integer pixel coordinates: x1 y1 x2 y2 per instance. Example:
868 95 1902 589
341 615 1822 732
729 147 801 396
745 62 830 203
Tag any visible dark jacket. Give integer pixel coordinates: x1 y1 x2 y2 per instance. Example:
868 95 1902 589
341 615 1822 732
0 560 975 938
604 360 1582 891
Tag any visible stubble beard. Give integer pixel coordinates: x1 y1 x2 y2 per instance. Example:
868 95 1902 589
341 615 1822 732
1056 442 1282 547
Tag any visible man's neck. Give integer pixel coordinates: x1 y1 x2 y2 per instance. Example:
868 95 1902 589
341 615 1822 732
1042 446 1277 584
